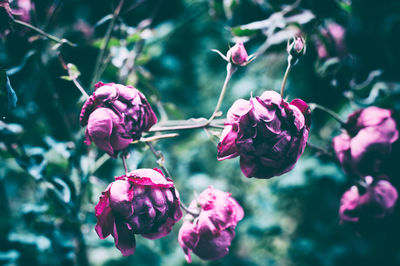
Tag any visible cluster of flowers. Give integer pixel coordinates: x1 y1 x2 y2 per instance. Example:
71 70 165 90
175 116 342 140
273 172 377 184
80 43 399 261
80 81 246 261
333 107 399 226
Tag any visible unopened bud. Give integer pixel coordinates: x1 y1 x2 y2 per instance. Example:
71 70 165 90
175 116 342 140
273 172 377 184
227 42 248 66
287 36 306 66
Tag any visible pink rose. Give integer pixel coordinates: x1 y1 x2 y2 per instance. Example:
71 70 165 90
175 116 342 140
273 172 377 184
333 106 398 177
339 176 398 224
178 186 244 263
80 82 157 157
217 90 310 178
95 168 182 256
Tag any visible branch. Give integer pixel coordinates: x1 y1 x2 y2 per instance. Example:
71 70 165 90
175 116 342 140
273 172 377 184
90 0 126 89
12 19 76 47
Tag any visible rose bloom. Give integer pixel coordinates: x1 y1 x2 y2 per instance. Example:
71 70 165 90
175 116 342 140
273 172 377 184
80 82 157 157
217 90 310 179
95 168 182 256
339 176 398 224
332 106 398 177
178 186 244 263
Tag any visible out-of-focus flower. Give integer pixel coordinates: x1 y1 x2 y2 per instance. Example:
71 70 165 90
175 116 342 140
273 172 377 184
339 176 398 224
80 82 157 157
12 0 32 23
217 90 310 179
333 106 398 177
315 22 347 59
178 186 243 263
95 168 182 256
227 42 249 66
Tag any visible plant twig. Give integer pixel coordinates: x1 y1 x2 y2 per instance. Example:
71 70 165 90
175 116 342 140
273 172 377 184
140 133 179 142
90 0 126 89
207 63 237 124
309 103 346 126
180 202 200 217
121 154 128 174
146 142 172 178
280 63 292 97
149 118 225 132
12 18 76 47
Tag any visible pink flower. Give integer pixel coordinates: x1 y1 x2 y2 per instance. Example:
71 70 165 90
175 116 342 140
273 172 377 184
332 106 398 177
227 42 249 66
315 22 347 59
80 82 157 157
178 186 244 263
339 176 398 224
217 90 310 178
95 168 182 256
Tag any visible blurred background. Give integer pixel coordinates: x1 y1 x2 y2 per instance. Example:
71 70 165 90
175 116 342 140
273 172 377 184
1 0 400 265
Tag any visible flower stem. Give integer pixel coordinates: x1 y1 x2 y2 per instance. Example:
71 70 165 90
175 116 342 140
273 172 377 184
280 63 292 98
12 19 76 47
180 202 200 217
121 155 128 174
148 118 225 132
309 103 346 126
58 53 90 99
90 0 125 89
146 142 172 178
207 63 237 124
140 133 179 142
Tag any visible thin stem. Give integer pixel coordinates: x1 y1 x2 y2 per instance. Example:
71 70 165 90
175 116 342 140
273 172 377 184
146 142 172 178
306 141 336 161
121 155 128 174
280 63 292 97
309 103 346 126
58 54 90 99
90 0 125 89
68 67 89 99
149 118 226 132
207 63 237 124
180 202 200 217
140 133 179 142
12 19 76 47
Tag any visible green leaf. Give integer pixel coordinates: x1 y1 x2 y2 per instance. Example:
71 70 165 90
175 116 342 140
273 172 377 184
126 32 142 44
231 26 258 37
60 75 72 81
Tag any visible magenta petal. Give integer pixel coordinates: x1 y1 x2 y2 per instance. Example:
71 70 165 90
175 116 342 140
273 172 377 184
94 185 114 239
217 125 239 160
357 106 392 127
227 99 253 123
86 108 114 155
178 221 200 263
122 168 174 188
193 227 235 261
113 220 136 256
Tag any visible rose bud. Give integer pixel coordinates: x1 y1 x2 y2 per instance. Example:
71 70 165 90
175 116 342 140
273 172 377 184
332 106 398 177
287 35 306 66
95 168 182 256
178 186 244 263
227 42 249 66
217 90 310 179
80 82 157 157
339 176 398 225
